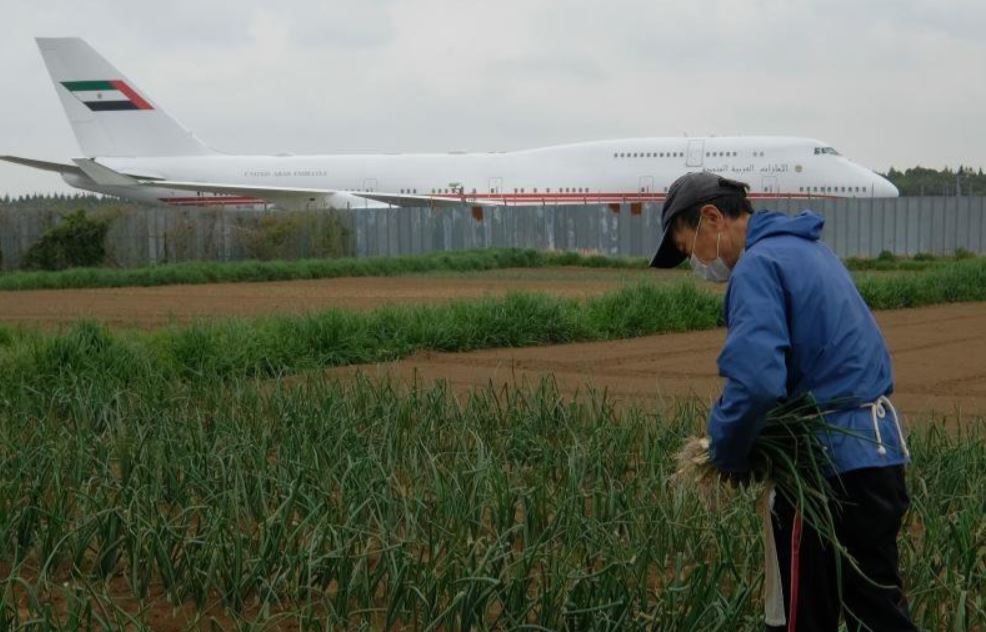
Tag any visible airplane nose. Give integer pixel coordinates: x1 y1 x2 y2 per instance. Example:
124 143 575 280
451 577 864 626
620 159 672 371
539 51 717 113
875 175 899 198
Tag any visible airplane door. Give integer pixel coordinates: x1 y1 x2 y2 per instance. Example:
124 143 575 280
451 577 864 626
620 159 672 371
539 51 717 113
761 175 778 194
638 175 654 193
686 139 705 168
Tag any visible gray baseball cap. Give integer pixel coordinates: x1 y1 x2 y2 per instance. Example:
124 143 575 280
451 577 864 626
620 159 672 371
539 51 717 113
649 172 750 268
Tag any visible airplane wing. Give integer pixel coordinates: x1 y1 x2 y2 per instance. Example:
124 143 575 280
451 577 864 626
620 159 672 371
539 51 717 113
0 155 85 176
353 191 493 208
136 179 331 199
3 155 165 182
3 155 490 208
146 179 489 208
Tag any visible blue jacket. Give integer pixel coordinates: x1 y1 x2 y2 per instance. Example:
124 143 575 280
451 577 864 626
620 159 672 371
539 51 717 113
708 210 910 475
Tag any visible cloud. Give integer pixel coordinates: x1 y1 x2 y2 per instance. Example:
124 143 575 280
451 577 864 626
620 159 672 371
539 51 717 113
1 0 983 195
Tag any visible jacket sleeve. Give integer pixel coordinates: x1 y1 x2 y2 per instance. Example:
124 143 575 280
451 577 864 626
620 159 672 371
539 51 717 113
708 254 791 472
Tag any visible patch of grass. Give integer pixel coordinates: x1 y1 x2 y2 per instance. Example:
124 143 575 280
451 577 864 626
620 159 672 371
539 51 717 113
414 266 656 282
3 244 980 292
854 258 986 309
844 252 985 272
0 249 649 291
0 376 980 629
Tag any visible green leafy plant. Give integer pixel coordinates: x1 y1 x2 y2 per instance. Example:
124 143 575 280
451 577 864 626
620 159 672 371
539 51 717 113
21 210 110 271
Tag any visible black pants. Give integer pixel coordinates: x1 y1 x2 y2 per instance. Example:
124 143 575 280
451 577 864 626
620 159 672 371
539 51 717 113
766 465 916 632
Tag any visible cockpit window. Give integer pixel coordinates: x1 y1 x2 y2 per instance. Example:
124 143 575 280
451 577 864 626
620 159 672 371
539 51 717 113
814 147 841 156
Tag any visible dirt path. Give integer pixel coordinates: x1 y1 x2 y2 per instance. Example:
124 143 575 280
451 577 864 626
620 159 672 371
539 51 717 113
328 302 986 418
0 267 667 329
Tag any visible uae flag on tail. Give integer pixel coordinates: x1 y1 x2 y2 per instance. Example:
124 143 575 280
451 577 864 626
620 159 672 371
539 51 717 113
61 80 153 111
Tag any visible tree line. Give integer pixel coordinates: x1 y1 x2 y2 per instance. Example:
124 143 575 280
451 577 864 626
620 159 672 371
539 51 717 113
882 166 985 196
0 193 154 212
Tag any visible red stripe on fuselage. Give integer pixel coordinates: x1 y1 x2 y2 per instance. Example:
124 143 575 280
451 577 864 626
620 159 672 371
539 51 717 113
159 192 834 207
163 202 264 207
159 197 265 206
162 196 265 202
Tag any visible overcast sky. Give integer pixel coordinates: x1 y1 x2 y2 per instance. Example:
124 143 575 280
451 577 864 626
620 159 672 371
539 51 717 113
2 0 984 196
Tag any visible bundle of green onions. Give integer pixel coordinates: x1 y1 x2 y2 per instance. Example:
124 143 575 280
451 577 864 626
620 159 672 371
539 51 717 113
673 394 881 623
674 393 852 556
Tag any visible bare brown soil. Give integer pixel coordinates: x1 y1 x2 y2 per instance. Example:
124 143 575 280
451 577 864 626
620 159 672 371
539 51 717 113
328 302 986 419
0 267 665 329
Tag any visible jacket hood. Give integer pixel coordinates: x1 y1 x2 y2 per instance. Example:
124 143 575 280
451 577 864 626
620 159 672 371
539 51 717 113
746 210 824 248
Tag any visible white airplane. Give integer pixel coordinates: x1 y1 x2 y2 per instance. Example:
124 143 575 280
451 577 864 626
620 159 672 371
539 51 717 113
2 38 899 211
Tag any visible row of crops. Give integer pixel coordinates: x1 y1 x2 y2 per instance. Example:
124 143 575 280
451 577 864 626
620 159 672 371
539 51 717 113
1 373 982 629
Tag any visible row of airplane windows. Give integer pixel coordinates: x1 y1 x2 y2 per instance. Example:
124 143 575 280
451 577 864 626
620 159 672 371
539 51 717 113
614 151 767 159
802 185 868 193
616 151 684 158
499 187 596 194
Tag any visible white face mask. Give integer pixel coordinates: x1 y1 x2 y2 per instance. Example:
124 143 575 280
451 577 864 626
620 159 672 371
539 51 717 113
690 216 734 283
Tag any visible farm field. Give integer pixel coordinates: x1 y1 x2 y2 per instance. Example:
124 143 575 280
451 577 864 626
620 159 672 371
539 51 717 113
0 266 974 332
3 259 985 418
1 258 984 629
330 301 986 419
0 267 673 329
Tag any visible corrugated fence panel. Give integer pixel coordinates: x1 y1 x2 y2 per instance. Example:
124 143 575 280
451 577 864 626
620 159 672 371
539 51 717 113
932 197 946 255
906 199 921 255
972 197 984 253
3 197 986 269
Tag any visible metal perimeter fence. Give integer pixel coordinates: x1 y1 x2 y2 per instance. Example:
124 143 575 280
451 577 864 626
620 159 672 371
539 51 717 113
1 196 984 270
352 196 986 260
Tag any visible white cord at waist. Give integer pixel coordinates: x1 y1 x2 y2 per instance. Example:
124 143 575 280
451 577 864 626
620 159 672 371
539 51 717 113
861 395 910 458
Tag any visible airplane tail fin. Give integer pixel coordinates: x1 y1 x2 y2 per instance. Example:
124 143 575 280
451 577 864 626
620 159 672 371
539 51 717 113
35 37 215 157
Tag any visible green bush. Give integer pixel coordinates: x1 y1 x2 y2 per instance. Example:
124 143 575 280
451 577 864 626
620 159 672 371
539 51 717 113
237 211 351 261
876 250 897 262
21 210 110 271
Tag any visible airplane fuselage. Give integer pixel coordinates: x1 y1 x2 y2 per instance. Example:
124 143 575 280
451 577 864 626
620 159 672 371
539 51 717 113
75 136 898 210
